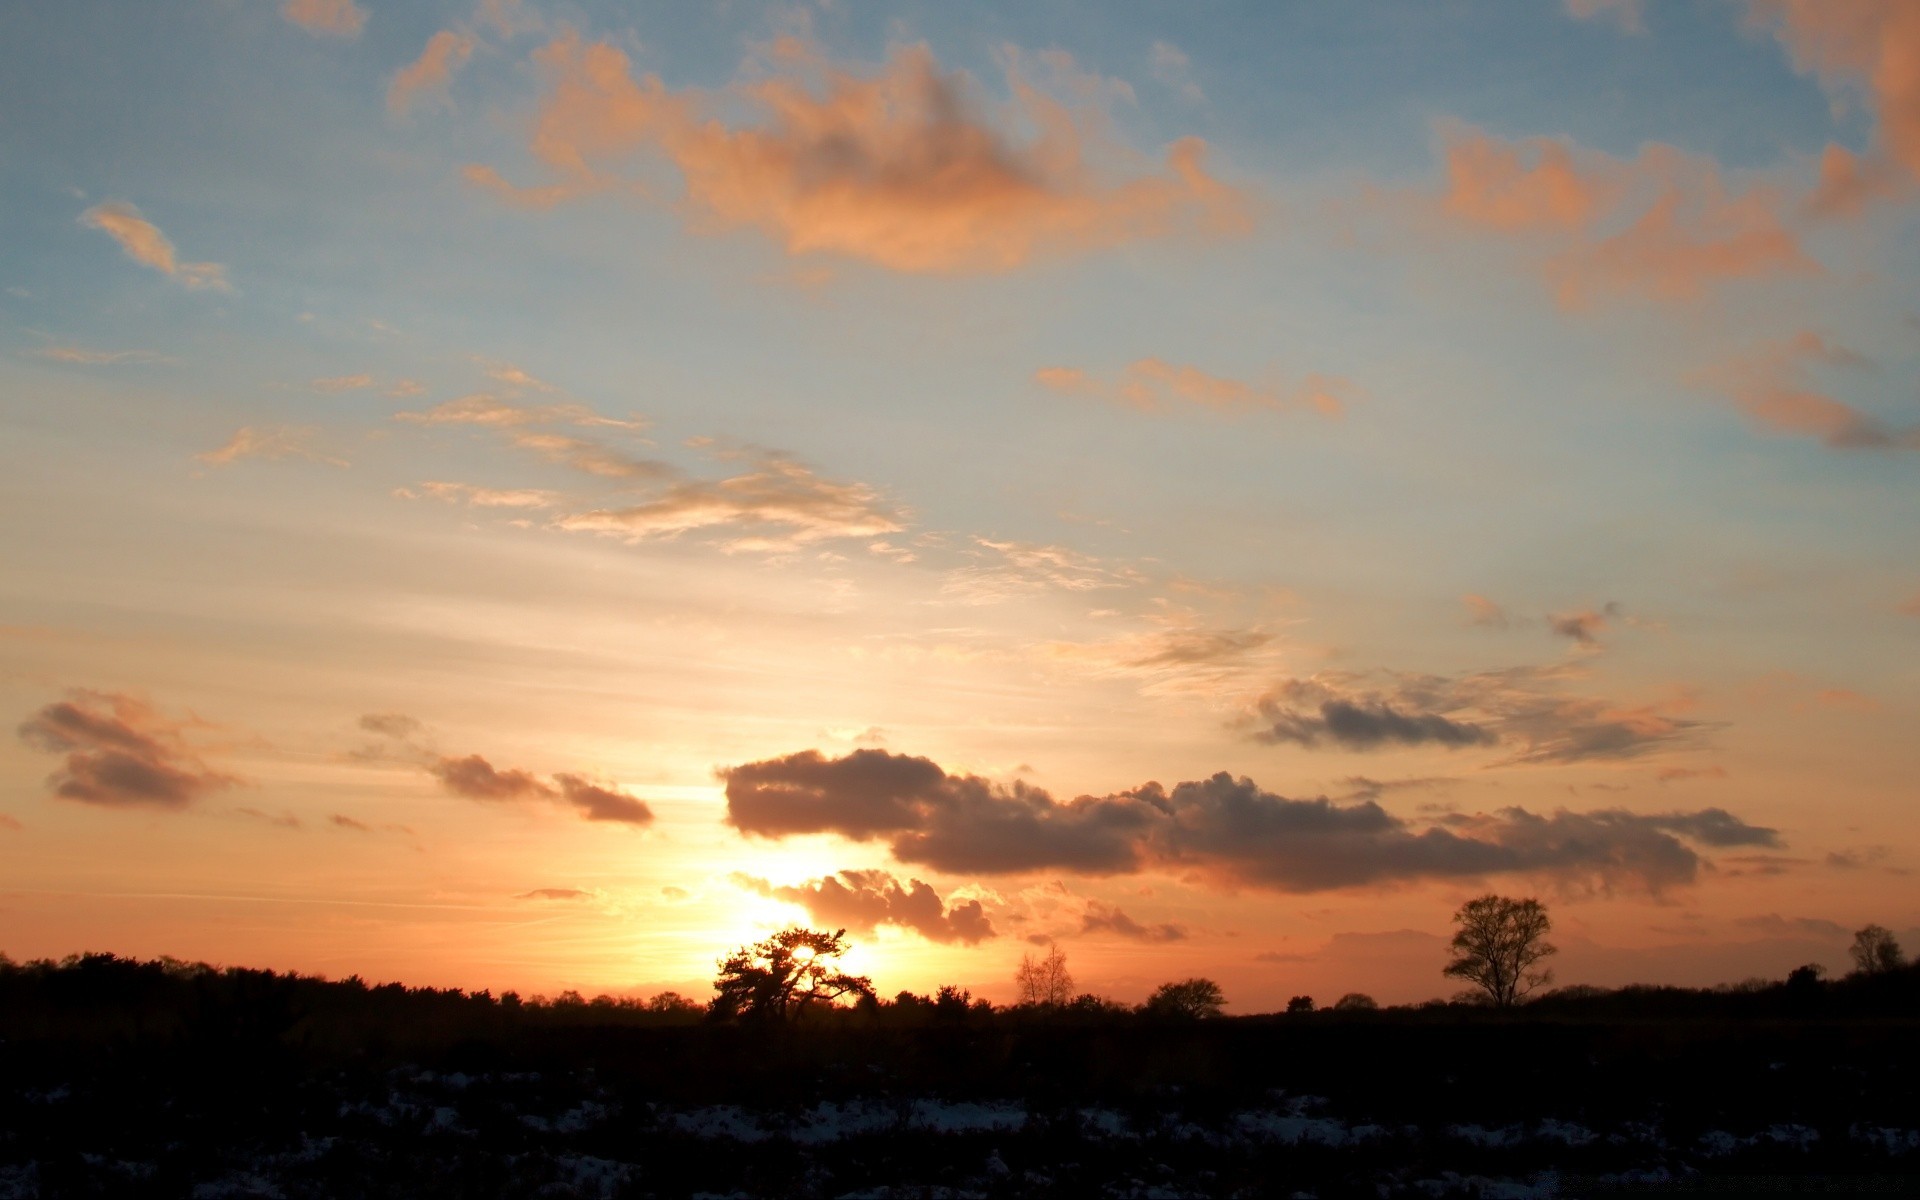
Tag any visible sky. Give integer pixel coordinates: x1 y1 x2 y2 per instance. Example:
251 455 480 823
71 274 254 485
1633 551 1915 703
2 0 1917 1010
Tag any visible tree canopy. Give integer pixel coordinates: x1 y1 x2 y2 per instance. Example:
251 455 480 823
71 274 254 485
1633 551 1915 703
1144 977 1226 1019
1442 894 1557 1007
711 927 874 1022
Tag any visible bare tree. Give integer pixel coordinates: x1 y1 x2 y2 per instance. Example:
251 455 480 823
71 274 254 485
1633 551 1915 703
711 927 874 1021
1014 945 1073 1006
1332 992 1378 1011
1849 924 1905 976
1144 977 1226 1019
1442 894 1557 1007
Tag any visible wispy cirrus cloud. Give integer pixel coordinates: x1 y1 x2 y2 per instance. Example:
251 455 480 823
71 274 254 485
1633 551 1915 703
396 481 560 508
310 374 374 393
554 454 905 552
197 426 348 468
941 536 1144 605
79 202 230 291
32 345 177 366
470 34 1249 272
720 747 1779 894
395 391 643 431
734 868 995 944
16 691 234 810
1034 358 1353 418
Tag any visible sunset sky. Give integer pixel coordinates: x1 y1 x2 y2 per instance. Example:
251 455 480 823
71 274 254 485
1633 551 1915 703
3 0 1917 1009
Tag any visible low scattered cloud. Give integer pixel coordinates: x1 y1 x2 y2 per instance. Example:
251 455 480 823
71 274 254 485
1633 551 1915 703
1249 669 1708 765
282 0 365 38
1462 594 1512 629
1035 358 1352 418
516 887 593 901
1254 679 1497 751
197 426 348 468
470 35 1249 272
555 454 905 552
1548 603 1620 646
235 807 301 829
16 691 234 810
554 772 655 824
358 713 421 740
427 752 654 826
1078 898 1185 942
1696 332 1917 452
735 868 995 944
79 202 230 291
431 753 550 801
0 814 21 832
1657 765 1729 784
390 30 476 116
721 747 1778 894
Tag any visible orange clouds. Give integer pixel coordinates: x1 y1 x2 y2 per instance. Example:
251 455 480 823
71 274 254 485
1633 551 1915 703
1565 0 1646 35
555 455 904 551
281 0 365 39
1036 358 1351 417
477 35 1249 272
1700 332 1918 451
1422 128 1815 309
197 426 348 467
389 30 476 116
1803 143 1909 219
79 202 230 291
1747 0 1920 182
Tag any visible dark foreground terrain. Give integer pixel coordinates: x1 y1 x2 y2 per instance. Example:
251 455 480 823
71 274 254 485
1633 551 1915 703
2 956 1917 1198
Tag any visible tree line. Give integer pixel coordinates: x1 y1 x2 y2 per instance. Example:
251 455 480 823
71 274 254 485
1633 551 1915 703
703 893 1910 1022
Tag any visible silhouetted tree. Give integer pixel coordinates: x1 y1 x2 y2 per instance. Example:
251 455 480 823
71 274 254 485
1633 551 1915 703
1014 945 1073 1006
648 990 702 1013
1849 924 1905 976
1144 978 1225 1019
710 927 874 1022
933 985 974 1020
1286 994 1315 1013
1332 992 1378 1011
1443 894 1556 1007
1786 962 1826 990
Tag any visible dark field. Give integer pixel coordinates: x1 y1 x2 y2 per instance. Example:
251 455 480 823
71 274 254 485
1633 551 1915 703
3 955 1917 1198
